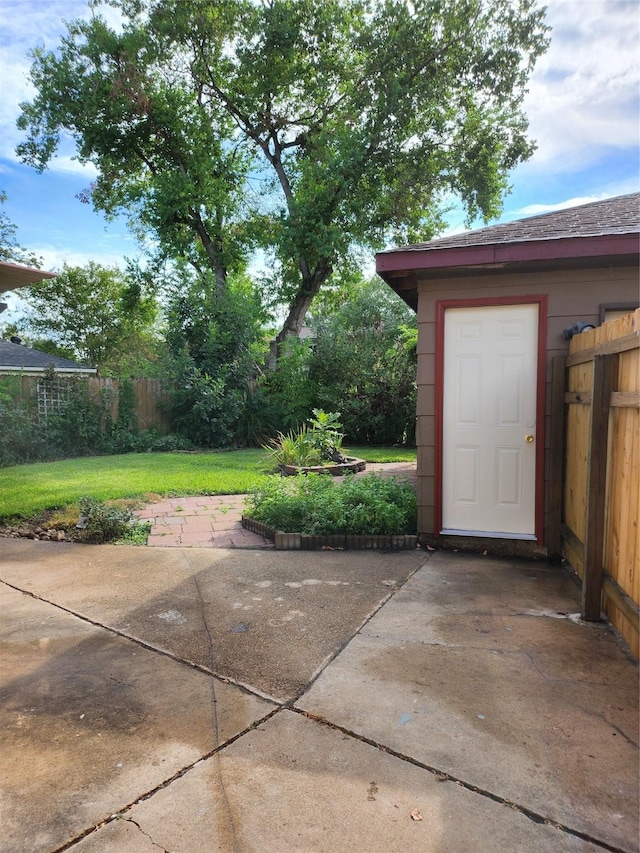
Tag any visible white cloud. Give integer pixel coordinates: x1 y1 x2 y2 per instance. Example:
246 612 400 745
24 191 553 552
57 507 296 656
0 0 121 170
522 0 640 173
514 195 606 216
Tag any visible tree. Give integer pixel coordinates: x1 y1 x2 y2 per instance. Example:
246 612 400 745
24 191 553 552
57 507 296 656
16 261 160 374
164 270 268 446
307 276 418 445
17 0 549 343
0 190 42 268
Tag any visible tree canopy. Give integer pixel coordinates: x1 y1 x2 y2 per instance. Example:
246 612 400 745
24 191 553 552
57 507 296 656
17 0 549 341
15 261 160 374
0 190 42 268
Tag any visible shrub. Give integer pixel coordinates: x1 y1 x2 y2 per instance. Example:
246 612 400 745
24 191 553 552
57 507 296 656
263 425 323 469
262 409 345 469
76 496 150 544
245 472 416 536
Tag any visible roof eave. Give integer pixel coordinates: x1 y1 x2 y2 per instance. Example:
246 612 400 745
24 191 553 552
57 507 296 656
376 233 639 277
0 366 97 375
0 261 57 295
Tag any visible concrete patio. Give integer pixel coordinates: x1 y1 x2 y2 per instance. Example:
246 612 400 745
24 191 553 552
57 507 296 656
0 539 637 852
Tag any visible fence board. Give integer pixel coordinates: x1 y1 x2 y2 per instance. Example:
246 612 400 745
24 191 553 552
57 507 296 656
13 375 170 435
562 309 639 657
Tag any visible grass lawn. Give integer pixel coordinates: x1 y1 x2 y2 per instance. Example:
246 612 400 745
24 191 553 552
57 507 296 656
0 446 416 521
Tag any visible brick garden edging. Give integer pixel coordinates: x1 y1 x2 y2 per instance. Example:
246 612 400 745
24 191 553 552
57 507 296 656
242 515 417 550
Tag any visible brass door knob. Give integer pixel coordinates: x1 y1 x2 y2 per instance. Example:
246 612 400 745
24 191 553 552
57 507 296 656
525 434 534 443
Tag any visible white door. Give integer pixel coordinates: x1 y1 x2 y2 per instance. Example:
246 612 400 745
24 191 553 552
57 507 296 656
442 304 538 538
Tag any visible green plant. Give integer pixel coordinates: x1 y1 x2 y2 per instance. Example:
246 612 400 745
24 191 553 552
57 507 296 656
77 496 135 543
307 409 345 461
116 520 152 545
263 425 323 469
262 410 346 469
245 472 416 536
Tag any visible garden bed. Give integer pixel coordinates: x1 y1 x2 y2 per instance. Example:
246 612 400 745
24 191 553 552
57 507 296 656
242 515 418 550
281 456 366 477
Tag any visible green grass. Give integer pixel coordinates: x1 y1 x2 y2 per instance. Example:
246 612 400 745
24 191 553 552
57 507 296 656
345 446 417 463
0 446 416 520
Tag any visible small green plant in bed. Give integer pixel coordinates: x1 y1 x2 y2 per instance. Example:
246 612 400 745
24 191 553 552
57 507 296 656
245 472 416 536
263 409 347 470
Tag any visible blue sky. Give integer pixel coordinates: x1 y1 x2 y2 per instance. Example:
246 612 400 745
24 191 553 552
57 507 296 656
0 0 638 294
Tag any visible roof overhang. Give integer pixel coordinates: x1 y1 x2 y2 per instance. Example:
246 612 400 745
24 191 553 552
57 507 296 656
0 366 97 375
0 260 57 295
376 232 640 311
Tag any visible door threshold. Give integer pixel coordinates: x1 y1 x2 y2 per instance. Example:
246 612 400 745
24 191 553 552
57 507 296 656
440 529 537 541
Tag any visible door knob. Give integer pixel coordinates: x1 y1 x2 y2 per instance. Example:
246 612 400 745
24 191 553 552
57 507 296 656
525 434 534 443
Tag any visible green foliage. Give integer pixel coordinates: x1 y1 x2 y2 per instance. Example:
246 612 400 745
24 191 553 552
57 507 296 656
307 409 344 460
0 190 43 267
77 495 150 544
0 370 192 467
77 496 132 543
14 262 161 374
307 277 418 445
166 274 268 447
261 335 315 433
0 376 40 467
245 472 416 536
263 409 345 468
17 0 549 341
263 425 323 469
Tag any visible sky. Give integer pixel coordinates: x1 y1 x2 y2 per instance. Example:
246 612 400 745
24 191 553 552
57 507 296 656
0 0 638 311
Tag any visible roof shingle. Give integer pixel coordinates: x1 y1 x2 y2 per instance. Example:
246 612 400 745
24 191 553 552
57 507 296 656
383 192 640 255
0 340 95 372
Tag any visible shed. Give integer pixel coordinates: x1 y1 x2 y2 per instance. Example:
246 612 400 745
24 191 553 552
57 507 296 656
376 192 639 555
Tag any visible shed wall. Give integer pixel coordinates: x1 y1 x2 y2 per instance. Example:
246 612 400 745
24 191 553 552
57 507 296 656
414 264 639 546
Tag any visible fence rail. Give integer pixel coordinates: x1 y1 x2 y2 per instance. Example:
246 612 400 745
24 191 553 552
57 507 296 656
551 309 639 658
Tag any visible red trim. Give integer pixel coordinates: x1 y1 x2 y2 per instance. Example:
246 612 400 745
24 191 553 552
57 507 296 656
434 295 547 544
376 233 638 275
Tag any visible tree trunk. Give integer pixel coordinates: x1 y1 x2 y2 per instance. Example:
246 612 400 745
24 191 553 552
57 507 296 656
274 261 333 356
190 208 227 297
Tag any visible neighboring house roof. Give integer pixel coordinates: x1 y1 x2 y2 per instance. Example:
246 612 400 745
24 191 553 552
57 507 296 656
377 192 640 308
0 260 57 295
0 339 96 375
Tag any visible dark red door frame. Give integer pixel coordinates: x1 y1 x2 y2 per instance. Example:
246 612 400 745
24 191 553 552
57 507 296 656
433 295 548 543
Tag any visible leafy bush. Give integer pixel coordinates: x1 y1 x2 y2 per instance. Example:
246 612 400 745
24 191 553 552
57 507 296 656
0 376 41 466
306 277 417 446
165 274 268 448
245 472 416 535
264 424 323 469
77 496 150 544
263 409 345 469
260 335 315 433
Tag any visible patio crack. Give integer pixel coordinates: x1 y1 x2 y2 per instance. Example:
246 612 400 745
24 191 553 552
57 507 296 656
123 818 170 852
0 577 280 706
48 706 283 853
293 708 633 853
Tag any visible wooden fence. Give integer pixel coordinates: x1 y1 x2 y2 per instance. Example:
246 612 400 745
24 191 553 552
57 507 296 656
550 309 639 658
19 375 171 435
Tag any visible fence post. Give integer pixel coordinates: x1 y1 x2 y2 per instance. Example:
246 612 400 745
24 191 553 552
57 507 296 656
547 356 566 562
581 354 614 621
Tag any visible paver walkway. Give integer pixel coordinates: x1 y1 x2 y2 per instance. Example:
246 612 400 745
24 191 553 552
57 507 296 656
134 461 417 548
